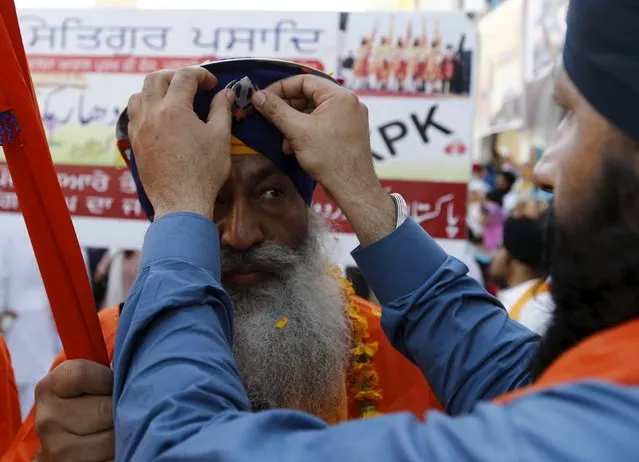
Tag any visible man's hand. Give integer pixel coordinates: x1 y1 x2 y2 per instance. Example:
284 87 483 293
252 75 396 246
127 67 235 220
34 360 114 462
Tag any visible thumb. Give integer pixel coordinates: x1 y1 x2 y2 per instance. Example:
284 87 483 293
207 89 234 128
252 90 306 139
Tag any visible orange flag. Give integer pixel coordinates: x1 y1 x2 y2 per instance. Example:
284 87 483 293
0 0 108 365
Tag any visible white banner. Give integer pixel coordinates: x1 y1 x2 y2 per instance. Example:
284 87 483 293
1 8 476 264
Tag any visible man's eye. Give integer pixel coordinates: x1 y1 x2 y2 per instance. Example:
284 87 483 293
260 188 284 200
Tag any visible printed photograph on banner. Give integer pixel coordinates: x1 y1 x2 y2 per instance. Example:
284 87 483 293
0 8 340 248
364 96 473 183
525 0 568 82
337 12 476 98
477 0 526 136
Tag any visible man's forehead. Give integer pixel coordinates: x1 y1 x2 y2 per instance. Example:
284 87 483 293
229 155 283 183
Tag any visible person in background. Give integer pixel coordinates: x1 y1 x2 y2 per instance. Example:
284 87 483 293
467 178 488 241
96 249 141 310
0 333 21 458
490 216 553 334
0 231 61 418
471 162 495 189
491 169 517 204
85 248 109 309
481 189 505 252
345 266 371 300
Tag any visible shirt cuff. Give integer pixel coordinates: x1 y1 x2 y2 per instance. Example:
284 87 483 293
351 219 448 305
140 212 221 279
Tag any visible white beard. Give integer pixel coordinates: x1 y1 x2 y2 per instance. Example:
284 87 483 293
223 211 352 418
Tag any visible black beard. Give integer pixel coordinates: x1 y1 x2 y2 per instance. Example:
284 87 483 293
530 154 639 379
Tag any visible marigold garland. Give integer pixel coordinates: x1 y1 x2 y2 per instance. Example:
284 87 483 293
338 273 383 419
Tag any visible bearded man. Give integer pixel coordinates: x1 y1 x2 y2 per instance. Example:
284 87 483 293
3 60 440 462
111 1 639 460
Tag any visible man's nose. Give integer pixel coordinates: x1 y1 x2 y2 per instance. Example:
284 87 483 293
219 201 264 252
533 152 556 193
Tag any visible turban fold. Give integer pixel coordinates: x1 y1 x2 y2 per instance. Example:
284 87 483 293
564 0 639 141
116 58 339 221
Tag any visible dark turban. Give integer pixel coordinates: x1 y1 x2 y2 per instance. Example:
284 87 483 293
564 0 639 141
503 217 545 269
116 58 339 221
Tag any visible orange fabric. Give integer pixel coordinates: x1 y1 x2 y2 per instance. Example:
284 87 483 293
496 318 639 405
0 2 107 365
2 307 120 462
0 335 21 459
509 280 550 322
348 297 443 418
231 136 260 156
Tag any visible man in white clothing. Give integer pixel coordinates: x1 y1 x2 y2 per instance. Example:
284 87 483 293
489 216 554 334
0 230 62 418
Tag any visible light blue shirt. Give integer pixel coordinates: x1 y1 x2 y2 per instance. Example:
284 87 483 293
113 213 639 461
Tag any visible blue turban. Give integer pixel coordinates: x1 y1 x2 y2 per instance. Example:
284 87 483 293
564 0 639 141
116 58 339 221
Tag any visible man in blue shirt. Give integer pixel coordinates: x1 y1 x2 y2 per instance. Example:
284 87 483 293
112 1 639 459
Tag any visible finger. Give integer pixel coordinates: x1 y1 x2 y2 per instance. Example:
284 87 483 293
126 93 142 123
252 90 307 139
49 360 113 399
264 74 339 107
165 67 218 107
42 429 114 462
284 97 313 112
282 138 294 155
207 88 234 128
141 69 175 103
59 395 113 435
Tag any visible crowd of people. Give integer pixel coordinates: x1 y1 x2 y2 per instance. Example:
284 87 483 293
467 157 555 334
1 0 639 459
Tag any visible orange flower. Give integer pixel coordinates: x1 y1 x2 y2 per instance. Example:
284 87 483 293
354 390 383 401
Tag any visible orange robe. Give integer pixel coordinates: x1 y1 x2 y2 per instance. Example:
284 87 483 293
0 335 21 459
496 318 639 405
4 301 441 461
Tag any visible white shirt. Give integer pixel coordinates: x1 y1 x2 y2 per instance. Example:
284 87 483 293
0 228 86 416
499 279 555 335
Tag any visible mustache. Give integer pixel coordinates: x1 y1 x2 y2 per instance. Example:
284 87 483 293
220 242 301 274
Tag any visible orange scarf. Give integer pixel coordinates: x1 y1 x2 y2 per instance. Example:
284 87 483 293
496 318 639 405
0 2 107 364
508 280 550 322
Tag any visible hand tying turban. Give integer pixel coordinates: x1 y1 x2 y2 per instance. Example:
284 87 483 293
116 58 339 221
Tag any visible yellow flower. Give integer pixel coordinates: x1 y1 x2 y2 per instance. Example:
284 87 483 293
326 266 384 419
351 342 379 358
275 316 289 328
362 409 381 419
354 390 383 401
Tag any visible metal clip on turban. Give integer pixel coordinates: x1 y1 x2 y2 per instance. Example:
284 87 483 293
116 58 340 221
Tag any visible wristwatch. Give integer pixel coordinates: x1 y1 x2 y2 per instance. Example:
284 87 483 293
390 193 409 229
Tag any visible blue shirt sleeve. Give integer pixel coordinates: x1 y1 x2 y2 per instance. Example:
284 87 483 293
352 220 540 414
113 214 639 462
112 213 251 461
